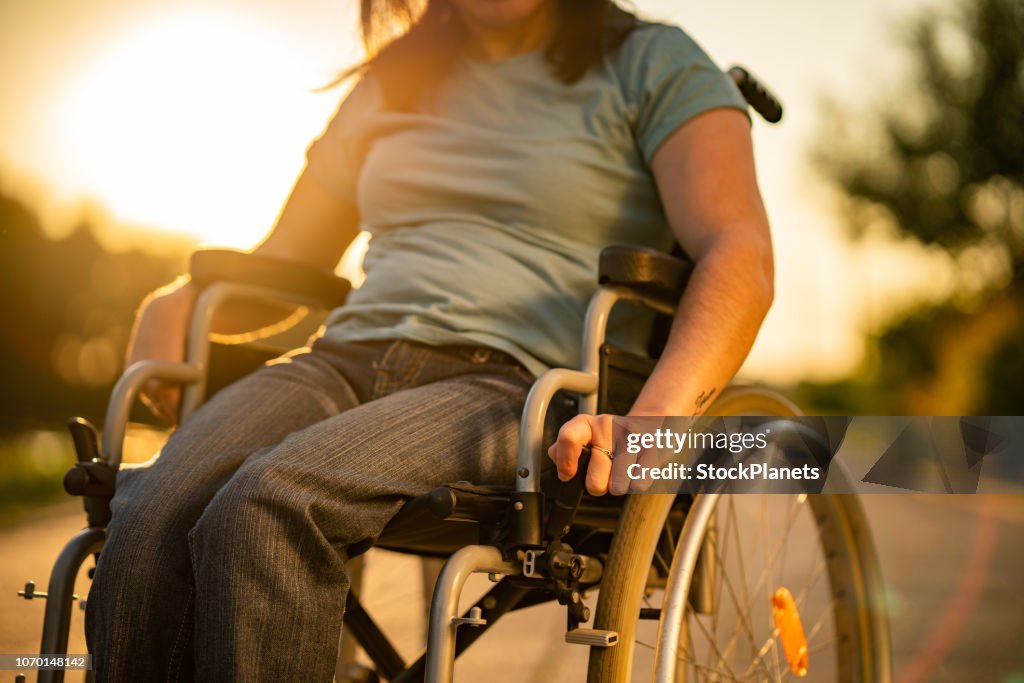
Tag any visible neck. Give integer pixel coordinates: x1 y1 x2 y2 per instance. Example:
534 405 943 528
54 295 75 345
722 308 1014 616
458 6 557 60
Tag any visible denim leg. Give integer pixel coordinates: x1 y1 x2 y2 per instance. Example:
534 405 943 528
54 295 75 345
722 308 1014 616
86 352 359 683
187 372 529 682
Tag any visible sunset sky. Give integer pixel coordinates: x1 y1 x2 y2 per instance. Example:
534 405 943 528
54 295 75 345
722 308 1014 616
0 0 951 383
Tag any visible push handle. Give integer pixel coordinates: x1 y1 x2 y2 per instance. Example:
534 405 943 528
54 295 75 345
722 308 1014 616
729 66 784 124
544 447 593 541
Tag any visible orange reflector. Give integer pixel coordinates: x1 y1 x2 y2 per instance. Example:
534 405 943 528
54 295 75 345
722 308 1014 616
772 586 809 677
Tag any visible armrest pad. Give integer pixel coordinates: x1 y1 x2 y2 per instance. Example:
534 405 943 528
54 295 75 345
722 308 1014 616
190 249 351 309
598 245 693 304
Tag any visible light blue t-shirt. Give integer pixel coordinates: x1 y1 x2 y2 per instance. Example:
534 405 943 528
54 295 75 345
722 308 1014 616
306 21 747 376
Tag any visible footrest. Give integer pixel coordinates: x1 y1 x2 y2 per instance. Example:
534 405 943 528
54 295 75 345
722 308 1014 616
565 628 619 647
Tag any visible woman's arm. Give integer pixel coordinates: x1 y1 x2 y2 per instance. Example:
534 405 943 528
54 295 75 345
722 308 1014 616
254 170 362 270
549 108 774 495
128 170 360 422
177 170 361 333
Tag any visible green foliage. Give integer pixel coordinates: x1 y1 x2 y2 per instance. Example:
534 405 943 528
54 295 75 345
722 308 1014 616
0 431 74 524
981 318 1024 413
873 306 945 385
817 0 1023 284
0 186 184 433
791 378 898 416
811 0 1024 413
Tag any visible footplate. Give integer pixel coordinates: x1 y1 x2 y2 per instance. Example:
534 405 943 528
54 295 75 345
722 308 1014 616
565 628 619 647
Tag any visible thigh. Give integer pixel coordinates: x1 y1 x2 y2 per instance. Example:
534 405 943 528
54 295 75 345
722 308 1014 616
111 349 361 522
209 370 531 547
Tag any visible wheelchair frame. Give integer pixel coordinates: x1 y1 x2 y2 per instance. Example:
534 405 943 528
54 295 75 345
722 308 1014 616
30 264 890 683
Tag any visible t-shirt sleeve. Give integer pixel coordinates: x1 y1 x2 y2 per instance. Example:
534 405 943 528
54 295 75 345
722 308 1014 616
304 76 382 205
621 23 749 165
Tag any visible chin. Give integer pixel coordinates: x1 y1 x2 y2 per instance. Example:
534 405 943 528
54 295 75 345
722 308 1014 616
449 0 553 29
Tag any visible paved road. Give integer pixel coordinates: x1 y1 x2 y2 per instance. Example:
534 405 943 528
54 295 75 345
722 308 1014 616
2 495 1022 682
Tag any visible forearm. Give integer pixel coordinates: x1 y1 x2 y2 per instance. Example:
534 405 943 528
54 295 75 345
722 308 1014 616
630 234 773 417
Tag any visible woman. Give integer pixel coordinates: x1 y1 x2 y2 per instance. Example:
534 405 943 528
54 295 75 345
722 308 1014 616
87 0 774 680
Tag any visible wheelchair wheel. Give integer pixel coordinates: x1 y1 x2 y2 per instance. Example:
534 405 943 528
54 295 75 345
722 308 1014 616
587 386 891 682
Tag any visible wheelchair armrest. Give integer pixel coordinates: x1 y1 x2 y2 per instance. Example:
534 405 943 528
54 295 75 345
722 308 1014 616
598 245 694 306
190 249 351 310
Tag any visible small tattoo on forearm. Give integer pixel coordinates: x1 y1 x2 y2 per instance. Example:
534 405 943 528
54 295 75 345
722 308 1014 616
694 387 717 415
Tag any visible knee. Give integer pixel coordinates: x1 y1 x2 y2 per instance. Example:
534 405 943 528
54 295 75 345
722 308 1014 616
104 470 177 550
93 474 192 596
188 458 296 550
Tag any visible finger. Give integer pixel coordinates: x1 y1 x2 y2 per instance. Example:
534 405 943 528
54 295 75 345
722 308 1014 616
554 415 595 481
584 414 614 495
626 443 661 493
609 449 638 495
585 445 612 496
629 464 656 493
608 418 636 495
632 421 678 492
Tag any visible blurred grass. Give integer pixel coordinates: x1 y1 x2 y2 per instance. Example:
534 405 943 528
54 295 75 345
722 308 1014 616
0 425 169 527
0 430 76 526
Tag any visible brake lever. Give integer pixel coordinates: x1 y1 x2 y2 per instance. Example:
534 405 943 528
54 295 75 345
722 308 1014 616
544 446 593 541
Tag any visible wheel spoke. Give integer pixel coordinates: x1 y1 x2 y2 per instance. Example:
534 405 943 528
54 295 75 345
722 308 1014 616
706 501 764 674
676 644 747 682
726 496 764 670
741 625 783 679
808 638 838 655
685 495 818 682
689 612 741 679
676 648 747 682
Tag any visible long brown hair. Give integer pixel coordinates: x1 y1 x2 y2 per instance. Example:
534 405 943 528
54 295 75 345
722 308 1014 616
355 0 639 108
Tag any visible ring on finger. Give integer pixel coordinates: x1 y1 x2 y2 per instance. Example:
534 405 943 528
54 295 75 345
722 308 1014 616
590 444 615 461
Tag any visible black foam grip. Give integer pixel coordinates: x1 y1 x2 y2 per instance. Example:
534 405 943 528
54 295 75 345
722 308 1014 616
728 66 784 124
190 249 351 309
544 448 593 541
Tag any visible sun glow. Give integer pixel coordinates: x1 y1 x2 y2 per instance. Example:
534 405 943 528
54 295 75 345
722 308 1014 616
54 12 345 248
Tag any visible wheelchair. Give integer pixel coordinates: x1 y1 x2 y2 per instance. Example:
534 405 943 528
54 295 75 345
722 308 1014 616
20 68 892 682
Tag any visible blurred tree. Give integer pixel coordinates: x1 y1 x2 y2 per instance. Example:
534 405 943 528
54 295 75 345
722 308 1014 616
809 0 1024 414
0 185 183 432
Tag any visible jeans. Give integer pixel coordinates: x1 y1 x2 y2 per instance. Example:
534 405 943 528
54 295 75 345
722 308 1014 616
86 339 534 682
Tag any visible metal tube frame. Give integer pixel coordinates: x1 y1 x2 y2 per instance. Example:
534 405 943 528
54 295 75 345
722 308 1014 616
652 493 720 682
37 527 107 683
393 579 533 683
425 545 520 683
36 280 333 680
180 282 326 419
515 285 676 492
102 361 201 467
418 284 677 679
101 281 326 467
